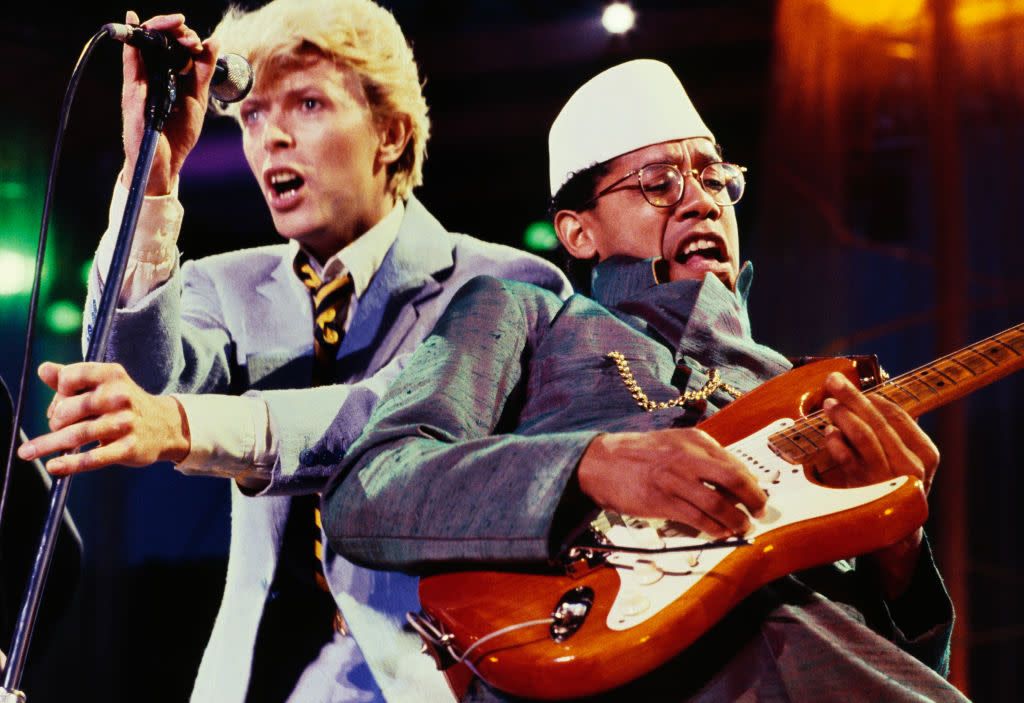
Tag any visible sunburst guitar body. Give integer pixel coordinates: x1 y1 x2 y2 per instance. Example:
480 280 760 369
410 324 1023 700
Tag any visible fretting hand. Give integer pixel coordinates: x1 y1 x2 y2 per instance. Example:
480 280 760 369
819 371 941 597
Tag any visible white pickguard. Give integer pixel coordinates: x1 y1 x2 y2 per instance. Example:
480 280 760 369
603 419 909 631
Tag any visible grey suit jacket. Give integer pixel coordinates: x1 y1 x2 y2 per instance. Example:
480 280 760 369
84 196 572 703
325 264 964 703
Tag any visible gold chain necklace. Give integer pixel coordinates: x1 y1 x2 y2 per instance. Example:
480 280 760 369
607 351 743 412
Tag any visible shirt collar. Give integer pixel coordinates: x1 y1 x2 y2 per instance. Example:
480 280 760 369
590 255 754 308
289 199 405 298
590 256 662 308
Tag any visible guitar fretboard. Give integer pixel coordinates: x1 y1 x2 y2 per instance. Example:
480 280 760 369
768 323 1024 465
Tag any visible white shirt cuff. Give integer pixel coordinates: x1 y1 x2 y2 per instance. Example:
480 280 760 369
96 174 184 307
172 394 275 488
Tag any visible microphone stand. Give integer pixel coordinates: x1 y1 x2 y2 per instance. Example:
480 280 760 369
0 61 179 703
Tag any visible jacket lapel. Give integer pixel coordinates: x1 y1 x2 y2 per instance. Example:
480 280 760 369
246 248 318 388
337 196 453 368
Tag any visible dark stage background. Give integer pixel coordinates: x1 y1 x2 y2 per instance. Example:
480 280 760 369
0 1 1020 701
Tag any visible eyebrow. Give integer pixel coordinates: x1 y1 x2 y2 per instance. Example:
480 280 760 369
641 144 721 169
689 150 722 168
682 142 722 162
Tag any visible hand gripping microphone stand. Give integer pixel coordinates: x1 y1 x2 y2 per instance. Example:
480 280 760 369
0 44 184 703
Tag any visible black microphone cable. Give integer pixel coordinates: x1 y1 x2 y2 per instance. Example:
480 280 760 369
0 21 251 545
0 27 112 697
0 20 247 691
0 26 108 547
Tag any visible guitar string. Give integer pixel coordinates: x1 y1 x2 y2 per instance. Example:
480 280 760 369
610 324 1022 456
415 328 1022 695
770 323 1024 457
575 538 750 555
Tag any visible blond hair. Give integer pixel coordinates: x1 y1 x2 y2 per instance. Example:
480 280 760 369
210 0 429 199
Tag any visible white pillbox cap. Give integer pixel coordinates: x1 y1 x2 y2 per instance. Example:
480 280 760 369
548 59 714 197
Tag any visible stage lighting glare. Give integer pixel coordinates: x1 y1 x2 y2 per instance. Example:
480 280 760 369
825 0 924 28
46 300 82 335
602 2 635 34
0 250 33 296
523 221 559 252
0 181 28 200
81 259 93 289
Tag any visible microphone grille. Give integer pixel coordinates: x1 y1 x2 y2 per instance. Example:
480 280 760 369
211 53 254 104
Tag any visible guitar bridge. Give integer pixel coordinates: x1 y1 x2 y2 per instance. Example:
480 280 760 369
560 534 610 578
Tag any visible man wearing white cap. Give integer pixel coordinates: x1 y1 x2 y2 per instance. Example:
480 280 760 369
323 60 969 702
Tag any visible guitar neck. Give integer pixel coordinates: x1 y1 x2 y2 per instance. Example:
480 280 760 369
770 323 1024 466
873 323 1024 416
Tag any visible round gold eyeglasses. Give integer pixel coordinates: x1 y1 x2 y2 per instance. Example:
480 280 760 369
583 161 747 209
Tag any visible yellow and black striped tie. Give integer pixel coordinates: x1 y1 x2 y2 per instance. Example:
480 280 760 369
293 252 354 605
294 253 354 387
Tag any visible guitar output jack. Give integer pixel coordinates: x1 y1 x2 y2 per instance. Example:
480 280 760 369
550 586 594 642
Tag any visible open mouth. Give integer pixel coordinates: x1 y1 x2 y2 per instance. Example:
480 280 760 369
268 170 304 198
675 236 726 265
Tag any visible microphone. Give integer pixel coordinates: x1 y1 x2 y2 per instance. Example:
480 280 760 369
103 23 253 103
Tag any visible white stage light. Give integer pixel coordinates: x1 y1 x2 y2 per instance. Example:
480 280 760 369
602 2 636 34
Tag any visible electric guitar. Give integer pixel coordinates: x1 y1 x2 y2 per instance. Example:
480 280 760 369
408 323 1024 700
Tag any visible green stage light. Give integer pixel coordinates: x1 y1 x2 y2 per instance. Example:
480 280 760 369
523 221 559 252
46 300 82 335
81 258 93 289
0 181 28 200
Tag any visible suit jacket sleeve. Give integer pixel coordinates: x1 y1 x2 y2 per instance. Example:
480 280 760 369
83 253 415 497
85 258 236 396
85 224 573 497
323 275 600 572
247 232 574 496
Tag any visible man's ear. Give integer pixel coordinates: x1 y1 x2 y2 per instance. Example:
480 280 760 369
554 209 598 260
377 113 413 167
